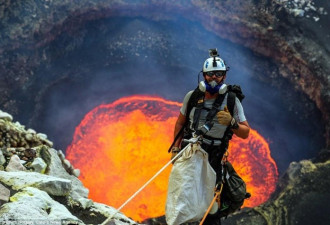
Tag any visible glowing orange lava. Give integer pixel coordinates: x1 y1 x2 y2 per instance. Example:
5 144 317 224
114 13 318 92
228 130 278 207
66 95 278 222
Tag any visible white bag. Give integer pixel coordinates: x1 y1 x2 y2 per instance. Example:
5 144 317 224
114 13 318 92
165 143 216 225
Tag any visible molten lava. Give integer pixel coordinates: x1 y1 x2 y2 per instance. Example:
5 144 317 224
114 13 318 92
66 95 278 222
228 129 278 207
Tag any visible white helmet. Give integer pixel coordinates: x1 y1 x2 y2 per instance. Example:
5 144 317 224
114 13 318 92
202 56 227 72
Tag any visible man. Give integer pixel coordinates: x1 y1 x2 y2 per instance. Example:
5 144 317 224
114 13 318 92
170 49 250 224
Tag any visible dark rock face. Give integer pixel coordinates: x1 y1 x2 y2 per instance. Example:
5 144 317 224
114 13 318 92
0 0 327 170
0 0 329 224
222 158 330 225
0 1 329 112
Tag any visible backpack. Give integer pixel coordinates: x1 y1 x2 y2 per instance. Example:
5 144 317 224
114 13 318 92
218 161 247 218
225 85 245 116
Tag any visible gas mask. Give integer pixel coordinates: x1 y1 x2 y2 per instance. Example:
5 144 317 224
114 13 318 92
199 81 227 95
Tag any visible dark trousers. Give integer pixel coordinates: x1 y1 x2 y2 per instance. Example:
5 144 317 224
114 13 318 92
201 143 225 184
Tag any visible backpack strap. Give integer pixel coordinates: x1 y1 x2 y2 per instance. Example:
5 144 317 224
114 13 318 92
184 87 204 133
205 93 226 123
192 92 227 134
167 87 204 153
226 84 245 117
186 88 228 135
186 87 204 118
184 84 243 138
192 98 204 130
227 91 236 117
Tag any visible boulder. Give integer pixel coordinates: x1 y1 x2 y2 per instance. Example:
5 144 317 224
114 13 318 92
0 150 5 166
36 133 48 140
47 148 89 200
0 187 82 223
0 171 71 196
78 197 93 210
92 202 137 225
72 168 81 177
0 183 10 203
5 155 26 172
0 111 13 122
221 160 330 225
31 157 47 174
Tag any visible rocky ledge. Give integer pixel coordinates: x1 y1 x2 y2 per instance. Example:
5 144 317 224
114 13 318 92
0 110 138 225
221 151 330 225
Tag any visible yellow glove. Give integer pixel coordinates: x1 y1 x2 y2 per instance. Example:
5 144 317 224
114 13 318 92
171 147 180 164
216 106 232 126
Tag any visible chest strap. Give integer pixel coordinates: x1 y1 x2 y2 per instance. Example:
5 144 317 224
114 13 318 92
202 138 222 146
192 93 227 132
192 97 204 131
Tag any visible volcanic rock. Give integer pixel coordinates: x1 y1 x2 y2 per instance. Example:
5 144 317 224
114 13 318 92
0 111 139 224
78 197 93 210
47 148 88 200
72 168 81 177
0 183 10 203
91 202 138 224
31 157 47 174
221 159 330 225
5 155 27 172
0 187 82 223
0 110 13 122
24 148 37 159
0 150 5 166
0 171 71 196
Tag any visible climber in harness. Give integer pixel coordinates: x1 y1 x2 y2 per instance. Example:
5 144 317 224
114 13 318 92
169 48 250 224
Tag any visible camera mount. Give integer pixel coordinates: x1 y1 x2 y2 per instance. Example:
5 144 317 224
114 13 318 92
209 48 219 67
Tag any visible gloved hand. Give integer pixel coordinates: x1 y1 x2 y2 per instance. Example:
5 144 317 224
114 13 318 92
216 106 232 126
171 147 180 164
216 106 239 129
